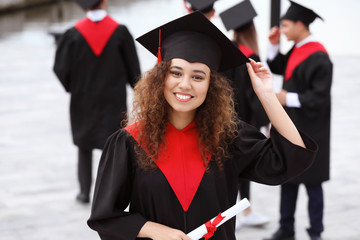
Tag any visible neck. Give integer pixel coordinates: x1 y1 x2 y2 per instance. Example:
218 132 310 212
100 1 106 10
295 31 311 44
168 110 196 130
86 9 107 22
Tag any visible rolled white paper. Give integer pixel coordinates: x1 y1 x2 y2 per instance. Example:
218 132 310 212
187 198 250 240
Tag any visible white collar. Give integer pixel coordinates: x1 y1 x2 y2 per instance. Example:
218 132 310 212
86 9 107 22
296 34 317 47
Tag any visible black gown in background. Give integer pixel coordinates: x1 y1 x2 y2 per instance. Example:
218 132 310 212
53 17 141 150
267 43 332 184
88 120 317 240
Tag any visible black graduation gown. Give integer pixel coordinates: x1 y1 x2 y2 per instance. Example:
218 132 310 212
222 48 269 129
267 44 332 184
87 121 317 240
53 17 140 150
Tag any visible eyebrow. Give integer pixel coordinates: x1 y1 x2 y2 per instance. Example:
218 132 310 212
193 70 207 76
170 66 183 71
170 65 207 76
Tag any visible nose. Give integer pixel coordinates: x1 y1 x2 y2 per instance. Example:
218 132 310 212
178 75 191 90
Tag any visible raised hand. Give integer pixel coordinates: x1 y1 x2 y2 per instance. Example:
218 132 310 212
246 60 305 148
246 59 273 97
269 26 280 45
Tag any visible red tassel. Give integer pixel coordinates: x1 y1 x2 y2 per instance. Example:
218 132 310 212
157 29 162 64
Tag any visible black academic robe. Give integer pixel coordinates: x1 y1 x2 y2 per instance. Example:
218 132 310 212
87 120 317 240
267 43 332 184
222 45 269 129
53 17 140 150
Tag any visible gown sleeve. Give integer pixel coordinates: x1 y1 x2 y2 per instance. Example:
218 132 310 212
118 25 141 88
267 50 289 75
297 52 333 115
53 28 75 92
87 129 147 240
231 121 318 185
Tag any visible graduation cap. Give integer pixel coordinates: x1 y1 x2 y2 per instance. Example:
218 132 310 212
185 0 217 13
75 0 101 10
136 11 249 72
281 0 323 25
220 0 257 31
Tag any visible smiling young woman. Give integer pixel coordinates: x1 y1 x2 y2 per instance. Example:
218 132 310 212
87 12 318 240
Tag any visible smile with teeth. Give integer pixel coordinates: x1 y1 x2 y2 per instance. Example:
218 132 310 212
174 93 193 102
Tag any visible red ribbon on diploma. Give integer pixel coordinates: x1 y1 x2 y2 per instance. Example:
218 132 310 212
202 213 225 240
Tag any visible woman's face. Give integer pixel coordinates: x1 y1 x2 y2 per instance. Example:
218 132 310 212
164 58 211 118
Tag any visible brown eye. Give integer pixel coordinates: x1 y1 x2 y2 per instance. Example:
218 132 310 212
193 75 204 81
170 71 181 77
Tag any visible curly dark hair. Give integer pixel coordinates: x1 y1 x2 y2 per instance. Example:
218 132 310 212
127 60 239 170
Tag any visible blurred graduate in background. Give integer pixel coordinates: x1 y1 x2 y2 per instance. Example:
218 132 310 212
183 0 217 20
53 0 141 204
264 1 332 240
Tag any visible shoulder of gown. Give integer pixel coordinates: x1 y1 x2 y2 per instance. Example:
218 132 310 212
87 129 148 240
53 27 80 92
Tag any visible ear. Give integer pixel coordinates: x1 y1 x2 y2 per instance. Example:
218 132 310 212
101 0 107 8
295 20 306 31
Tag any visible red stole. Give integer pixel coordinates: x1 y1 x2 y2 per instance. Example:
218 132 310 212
75 16 119 56
238 44 255 58
285 42 328 81
125 121 211 212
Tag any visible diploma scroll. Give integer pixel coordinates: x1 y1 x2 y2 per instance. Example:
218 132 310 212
187 198 250 240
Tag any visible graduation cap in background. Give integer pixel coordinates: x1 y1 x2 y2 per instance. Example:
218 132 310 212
281 0 323 25
185 0 217 13
219 0 257 31
136 11 249 72
75 0 101 10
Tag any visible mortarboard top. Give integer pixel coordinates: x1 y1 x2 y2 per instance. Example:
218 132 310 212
136 11 249 72
281 0 323 25
186 0 217 13
75 0 101 10
219 0 257 31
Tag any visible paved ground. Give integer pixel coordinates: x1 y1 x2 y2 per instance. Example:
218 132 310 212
0 25 359 240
